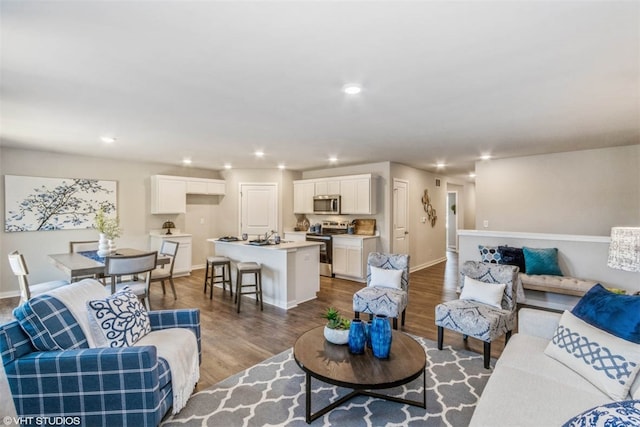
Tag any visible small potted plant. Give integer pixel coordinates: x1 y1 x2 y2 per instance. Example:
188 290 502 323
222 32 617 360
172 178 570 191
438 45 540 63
94 208 122 256
322 307 351 345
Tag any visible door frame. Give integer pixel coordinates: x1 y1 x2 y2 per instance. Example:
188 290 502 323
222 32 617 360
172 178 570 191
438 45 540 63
446 190 458 252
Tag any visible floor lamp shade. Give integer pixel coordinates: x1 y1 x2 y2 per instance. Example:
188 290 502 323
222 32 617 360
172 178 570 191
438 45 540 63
607 227 640 272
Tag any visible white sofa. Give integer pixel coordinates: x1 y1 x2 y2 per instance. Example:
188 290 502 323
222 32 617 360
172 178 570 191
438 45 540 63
470 308 639 426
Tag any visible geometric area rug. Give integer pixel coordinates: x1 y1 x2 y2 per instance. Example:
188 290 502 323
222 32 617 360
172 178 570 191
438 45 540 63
161 335 494 427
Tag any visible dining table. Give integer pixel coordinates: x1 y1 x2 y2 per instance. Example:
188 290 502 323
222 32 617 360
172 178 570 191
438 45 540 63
48 248 170 281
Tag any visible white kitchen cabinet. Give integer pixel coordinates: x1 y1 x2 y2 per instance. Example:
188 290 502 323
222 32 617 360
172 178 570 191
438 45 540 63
293 180 315 214
149 233 192 276
332 236 378 281
151 175 226 214
186 178 225 195
151 175 187 214
340 174 377 215
314 180 340 196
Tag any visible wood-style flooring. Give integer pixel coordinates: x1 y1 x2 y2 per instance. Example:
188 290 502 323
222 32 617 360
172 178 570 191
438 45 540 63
0 251 507 391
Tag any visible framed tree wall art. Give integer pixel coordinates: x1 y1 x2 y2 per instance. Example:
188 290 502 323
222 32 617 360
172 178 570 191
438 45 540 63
4 175 117 232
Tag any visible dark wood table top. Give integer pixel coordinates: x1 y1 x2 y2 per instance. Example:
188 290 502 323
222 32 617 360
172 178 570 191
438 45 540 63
293 326 426 390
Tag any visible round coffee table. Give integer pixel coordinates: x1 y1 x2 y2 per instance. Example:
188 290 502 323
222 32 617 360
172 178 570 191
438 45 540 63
293 326 426 423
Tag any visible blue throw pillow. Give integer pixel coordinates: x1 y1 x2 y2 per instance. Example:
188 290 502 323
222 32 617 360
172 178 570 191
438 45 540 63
572 283 640 344
522 247 562 276
13 295 89 351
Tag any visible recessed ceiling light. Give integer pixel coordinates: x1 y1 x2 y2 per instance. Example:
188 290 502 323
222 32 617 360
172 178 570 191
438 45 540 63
342 84 362 95
329 156 338 163
278 164 286 170
469 172 476 178
182 158 192 165
255 150 264 157
100 136 116 143
480 154 492 160
224 163 232 169
436 162 446 169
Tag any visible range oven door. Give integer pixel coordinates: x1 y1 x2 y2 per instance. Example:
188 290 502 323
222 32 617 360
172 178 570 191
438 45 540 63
305 234 333 277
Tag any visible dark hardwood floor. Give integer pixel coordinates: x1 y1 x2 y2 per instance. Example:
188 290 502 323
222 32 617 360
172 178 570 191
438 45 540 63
0 251 507 391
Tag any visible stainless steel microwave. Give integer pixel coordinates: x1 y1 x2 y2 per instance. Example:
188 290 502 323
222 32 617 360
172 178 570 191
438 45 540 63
313 195 340 214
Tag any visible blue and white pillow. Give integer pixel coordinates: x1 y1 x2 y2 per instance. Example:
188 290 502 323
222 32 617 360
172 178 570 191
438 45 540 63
87 288 151 348
563 400 640 427
545 311 640 400
478 245 501 264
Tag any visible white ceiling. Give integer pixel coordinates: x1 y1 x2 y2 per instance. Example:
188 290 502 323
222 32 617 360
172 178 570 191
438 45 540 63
1 1 638 179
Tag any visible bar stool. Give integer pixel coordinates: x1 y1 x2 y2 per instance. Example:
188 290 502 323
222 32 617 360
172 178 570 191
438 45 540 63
235 262 263 313
204 256 233 299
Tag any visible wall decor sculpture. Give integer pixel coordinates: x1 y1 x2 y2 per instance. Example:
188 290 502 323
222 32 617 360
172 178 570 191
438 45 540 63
421 189 437 227
4 175 117 232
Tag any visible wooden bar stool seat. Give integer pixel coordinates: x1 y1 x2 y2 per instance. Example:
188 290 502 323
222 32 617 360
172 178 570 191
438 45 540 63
204 256 233 299
235 262 263 313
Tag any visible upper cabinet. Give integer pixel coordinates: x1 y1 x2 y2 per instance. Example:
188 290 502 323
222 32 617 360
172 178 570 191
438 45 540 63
186 178 226 195
293 180 315 214
293 174 377 215
151 175 225 214
315 179 340 196
340 174 377 215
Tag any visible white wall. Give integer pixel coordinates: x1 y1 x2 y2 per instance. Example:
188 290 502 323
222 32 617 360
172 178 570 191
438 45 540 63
0 147 225 297
475 145 640 235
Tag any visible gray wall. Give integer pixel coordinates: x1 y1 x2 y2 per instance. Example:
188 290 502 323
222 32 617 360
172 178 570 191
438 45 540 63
0 147 298 297
475 145 640 235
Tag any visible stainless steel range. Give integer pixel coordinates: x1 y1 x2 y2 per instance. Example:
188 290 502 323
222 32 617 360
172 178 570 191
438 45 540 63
305 221 348 277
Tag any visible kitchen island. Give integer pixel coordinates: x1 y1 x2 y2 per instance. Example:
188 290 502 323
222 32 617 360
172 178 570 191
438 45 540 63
208 238 322 310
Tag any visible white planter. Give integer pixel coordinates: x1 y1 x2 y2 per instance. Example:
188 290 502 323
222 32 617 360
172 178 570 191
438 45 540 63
324 326 349 345
97 233 110 257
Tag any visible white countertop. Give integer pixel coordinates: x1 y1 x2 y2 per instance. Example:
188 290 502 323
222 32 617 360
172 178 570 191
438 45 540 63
208 238 322 250
150 232 192 237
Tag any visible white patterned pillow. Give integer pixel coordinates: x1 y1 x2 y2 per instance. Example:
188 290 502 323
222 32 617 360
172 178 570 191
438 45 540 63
562 400 640 427
460 276 505 309
86 287 151 348
545 311 640 400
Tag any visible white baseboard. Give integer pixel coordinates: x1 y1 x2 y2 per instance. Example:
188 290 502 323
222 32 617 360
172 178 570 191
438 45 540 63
0 290 20 300
411 257 447 273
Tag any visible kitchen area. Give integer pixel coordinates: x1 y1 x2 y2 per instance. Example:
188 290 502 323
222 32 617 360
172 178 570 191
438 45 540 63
149 171 383 310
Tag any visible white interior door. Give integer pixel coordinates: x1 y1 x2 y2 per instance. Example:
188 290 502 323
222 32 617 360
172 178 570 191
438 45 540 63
393 179 409 254
240 183 278 238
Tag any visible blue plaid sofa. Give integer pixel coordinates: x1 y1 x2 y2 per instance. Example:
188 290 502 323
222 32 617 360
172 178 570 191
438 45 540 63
0 286 200 426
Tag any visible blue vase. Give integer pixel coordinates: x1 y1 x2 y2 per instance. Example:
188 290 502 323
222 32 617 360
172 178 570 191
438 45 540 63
348 319 366 354
364 320 372 349
370 315 392 359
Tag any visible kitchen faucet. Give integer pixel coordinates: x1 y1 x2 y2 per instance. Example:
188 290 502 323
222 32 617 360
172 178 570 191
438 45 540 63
264 230 277 241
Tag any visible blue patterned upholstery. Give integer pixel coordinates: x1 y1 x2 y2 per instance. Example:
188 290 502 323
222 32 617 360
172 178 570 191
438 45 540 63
435 261 519 368
0 308 200 426
13 295 89 351
353 253 410 329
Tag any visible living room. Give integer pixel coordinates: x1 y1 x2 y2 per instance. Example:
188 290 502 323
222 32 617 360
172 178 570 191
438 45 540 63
1 1 639 426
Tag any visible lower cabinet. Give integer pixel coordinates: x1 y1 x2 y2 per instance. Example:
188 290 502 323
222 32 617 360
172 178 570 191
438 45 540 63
149 234 192 277
332 236 378 282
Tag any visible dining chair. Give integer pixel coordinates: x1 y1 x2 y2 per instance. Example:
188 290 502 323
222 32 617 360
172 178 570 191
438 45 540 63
69 240 106 283
148 240 179 300
8 250 70 304
104 251 158 310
